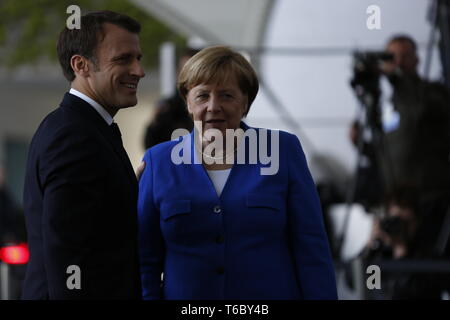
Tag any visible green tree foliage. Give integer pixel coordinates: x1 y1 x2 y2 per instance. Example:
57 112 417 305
0 0 185 68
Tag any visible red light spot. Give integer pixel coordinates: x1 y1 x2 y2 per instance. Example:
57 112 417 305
0 243 29 264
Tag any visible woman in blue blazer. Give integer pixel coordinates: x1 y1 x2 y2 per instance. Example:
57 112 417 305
138 46 337 300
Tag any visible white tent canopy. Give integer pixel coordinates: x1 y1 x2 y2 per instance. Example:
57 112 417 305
132 0 274 47
132 0 441 182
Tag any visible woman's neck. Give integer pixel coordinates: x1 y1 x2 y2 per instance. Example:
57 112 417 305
204 162 233 171
195 129 243 170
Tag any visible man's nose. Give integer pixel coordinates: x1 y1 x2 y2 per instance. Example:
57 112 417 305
131 59 145 78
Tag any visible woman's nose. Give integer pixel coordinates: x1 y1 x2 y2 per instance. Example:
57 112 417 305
207 95 221 112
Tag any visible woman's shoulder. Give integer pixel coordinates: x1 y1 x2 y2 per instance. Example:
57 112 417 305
246 125 299 146
143 135 188 160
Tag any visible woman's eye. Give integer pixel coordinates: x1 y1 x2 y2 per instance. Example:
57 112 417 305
196 94 208 100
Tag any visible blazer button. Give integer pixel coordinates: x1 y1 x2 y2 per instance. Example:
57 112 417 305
213 205 222 214
217 267 225 275
216 235 224 244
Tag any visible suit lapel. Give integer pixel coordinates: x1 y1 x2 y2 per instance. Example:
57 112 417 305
60 93 138 193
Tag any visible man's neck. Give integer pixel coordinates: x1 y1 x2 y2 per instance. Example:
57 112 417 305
70 82 117 117
69 87 115 125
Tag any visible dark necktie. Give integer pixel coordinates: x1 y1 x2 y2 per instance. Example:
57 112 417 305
110 122 123 145
109 122 136 188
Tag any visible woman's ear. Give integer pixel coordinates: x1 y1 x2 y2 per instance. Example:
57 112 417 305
186 101 193 115
242 95 249 117
186 92 195 115
188 109 194 120
242 107 248 118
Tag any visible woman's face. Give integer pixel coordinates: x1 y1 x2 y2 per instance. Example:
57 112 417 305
186 77 248 138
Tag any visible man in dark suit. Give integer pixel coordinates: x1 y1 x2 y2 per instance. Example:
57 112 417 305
22 11 145 299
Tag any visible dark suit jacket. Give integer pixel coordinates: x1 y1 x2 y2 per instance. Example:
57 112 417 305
22 93 141 299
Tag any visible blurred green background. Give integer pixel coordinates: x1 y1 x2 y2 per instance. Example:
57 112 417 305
0 0 185 69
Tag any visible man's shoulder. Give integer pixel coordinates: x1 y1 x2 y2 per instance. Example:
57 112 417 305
39 92 107 132
423 79 447 90
421 80 450 114
40 104 78 128
421 79 449 98
33 102 99 149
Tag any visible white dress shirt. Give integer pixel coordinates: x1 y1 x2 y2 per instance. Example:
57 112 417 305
69 88 113 125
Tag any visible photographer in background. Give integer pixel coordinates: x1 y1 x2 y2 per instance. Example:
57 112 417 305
350 34 450 208
366 187 421 261
380 35 450 203
365 186 450 299
350 35 450 298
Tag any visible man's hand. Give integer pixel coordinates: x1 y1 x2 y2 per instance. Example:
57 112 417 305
380 59 397 76
136 161 146 182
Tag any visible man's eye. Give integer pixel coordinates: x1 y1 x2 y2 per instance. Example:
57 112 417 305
115 56 130 63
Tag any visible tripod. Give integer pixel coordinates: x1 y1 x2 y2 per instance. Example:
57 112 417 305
336 62 396 259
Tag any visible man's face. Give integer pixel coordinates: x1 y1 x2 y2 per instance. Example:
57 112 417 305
384 40 418 76
86 23 145 115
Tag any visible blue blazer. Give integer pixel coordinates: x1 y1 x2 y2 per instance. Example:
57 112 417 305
138 122 337 300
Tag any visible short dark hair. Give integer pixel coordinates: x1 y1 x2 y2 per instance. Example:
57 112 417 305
57 10 141 81
387 34 417 52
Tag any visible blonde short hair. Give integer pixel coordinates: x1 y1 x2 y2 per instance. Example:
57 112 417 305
177 46 259 116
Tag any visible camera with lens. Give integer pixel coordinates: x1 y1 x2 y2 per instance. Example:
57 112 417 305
350 51 394 133
351 51 393 91
380 216 408 238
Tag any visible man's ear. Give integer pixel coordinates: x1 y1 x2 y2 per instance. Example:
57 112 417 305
70 55 90 78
